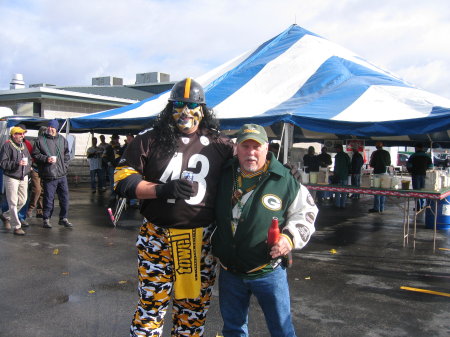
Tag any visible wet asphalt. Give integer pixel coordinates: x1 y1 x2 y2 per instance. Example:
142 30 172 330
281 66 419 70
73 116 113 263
0 184 449 337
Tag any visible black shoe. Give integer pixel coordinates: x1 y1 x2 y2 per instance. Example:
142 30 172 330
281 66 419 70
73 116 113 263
92 189 96 194
43 219 52 228
368 208 379 213
36 213 43 218
59 218 73 228
20 219 30 227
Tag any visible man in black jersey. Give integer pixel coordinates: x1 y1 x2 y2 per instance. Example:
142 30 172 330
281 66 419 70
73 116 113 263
115 78 234 337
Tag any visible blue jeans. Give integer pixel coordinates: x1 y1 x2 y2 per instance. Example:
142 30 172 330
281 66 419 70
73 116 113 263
412 175 426 209
351 174 361 198
219 266 296 337
373 195 386 212
89 169 104 190
108 166 115 192
334 178 348 208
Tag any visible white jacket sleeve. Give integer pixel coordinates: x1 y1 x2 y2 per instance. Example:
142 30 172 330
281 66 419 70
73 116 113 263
282 184 318 250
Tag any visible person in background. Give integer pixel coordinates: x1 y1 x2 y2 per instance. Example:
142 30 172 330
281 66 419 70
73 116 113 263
316 146 332 202
86 137 105 193
0 126 32 235
368 142 391 213
120 133 139 208
16 124 33 227
98 134 109 185
212 124 318 337
32 119 73 228
268 142 280 159
407 142 433 209
317 146 332 169
1 123 32 228
350 148 364 199
104 134 121 193
303 146 319 173
121 133 135 153
333 144 351 209
27 126 47 219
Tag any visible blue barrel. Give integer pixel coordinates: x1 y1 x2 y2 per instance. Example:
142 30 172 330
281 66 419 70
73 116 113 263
425 196 450 230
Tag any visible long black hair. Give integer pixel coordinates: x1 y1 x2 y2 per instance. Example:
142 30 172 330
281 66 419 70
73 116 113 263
151 102 221 156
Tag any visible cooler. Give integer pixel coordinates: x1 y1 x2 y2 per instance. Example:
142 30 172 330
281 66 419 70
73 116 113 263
425 196 450 230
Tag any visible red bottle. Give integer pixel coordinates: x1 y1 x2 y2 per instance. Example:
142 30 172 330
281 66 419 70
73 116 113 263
267 217 280 247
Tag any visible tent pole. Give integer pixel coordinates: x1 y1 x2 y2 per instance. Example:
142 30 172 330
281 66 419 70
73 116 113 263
282 123 293 164
427 134 433 164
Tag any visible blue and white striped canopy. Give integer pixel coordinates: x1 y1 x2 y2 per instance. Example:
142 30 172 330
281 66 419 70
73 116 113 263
70 25 450 145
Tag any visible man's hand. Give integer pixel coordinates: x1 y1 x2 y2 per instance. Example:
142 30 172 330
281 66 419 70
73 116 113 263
155 179 194 200
269 236 292 259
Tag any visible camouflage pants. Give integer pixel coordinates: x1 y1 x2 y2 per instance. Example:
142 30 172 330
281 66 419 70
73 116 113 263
130 222 217 337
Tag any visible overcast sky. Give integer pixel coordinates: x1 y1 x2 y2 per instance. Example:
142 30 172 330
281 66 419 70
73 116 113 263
1 0 450 98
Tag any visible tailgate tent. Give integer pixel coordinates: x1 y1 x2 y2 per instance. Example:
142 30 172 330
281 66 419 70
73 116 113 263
70 25 450 146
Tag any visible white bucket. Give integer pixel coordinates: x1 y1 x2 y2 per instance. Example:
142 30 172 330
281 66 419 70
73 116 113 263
380 175 391 189
373 176 381 188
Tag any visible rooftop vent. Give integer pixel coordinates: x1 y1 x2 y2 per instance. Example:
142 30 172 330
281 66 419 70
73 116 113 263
29 83 56 88
135 72 170 84
10 74 25 89
92 76 123 86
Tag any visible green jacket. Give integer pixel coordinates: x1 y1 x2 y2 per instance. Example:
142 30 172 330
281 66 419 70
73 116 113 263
212 152 318 274
333 151 351 180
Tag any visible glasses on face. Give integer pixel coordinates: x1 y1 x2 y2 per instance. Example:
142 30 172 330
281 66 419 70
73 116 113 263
172 101 200 109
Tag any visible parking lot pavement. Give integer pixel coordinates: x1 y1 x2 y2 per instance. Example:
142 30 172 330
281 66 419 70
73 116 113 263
0 185 449 337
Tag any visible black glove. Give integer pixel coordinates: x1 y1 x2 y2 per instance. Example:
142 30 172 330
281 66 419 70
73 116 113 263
155 179 194 200
284 163 302 182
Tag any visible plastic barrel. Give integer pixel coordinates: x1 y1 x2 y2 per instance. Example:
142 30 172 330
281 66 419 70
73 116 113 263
425 196 450 230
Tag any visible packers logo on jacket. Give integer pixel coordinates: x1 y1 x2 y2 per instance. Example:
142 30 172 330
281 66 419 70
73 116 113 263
262 194 282 211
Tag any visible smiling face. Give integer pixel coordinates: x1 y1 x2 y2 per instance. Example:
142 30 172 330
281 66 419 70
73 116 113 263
236 139 269 172
47 126 57 136
172 101 203 134
12 132 24 144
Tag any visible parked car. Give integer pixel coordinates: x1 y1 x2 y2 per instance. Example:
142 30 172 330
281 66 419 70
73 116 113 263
433 154 450 168
397 152 412 171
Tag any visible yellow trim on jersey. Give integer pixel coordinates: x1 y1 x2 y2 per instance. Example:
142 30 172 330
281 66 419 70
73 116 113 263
184 77 192 99
114 166 139 186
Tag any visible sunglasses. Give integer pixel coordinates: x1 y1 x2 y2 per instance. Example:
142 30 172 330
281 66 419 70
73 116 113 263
172 101 200 109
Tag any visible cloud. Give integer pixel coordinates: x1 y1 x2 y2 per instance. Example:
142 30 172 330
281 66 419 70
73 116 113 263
1 0 450 98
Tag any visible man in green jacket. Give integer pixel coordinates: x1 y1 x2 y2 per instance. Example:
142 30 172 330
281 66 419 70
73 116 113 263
212 124 318 337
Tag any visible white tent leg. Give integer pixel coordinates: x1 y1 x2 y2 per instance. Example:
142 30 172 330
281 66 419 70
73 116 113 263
282 123 293 164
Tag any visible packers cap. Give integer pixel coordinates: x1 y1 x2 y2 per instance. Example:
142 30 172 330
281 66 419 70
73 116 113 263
236 124 268 145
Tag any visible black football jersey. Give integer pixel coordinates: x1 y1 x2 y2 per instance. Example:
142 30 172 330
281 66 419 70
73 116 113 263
120 128 234 228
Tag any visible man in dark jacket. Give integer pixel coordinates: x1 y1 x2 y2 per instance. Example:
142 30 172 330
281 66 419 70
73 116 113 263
104 134 121 193
32 119 72 228
350 148 364 199
369 142 391 213
303 146 319 173
317 147 332 168
407 142 433 209
0 126 32 235
333 144 351 208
